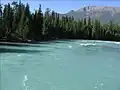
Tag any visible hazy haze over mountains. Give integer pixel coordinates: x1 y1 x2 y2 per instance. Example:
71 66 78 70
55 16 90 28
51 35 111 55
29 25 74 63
60 6 120 24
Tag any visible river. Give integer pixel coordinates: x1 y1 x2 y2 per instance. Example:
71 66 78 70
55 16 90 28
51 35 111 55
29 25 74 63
1 40 120 90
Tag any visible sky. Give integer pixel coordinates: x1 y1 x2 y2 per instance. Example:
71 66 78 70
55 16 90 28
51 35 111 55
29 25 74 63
1 0 120 13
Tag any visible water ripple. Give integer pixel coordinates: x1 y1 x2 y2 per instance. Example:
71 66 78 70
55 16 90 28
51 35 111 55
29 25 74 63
23 75 28 90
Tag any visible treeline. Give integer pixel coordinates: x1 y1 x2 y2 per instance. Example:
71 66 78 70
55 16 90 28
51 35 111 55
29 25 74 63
0 1 120 43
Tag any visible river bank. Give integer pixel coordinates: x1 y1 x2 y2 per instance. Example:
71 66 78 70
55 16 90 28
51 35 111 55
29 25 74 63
0 38 120 46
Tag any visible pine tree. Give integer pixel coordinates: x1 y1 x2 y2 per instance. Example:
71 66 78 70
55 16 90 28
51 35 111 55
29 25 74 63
0 4 3 38
3 3 14 40
0 4 2 17
34 4 43 41
42 8 51 40
87 17 93 39
83 18 87 38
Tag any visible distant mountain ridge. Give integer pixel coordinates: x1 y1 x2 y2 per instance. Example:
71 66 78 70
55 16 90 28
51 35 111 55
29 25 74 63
60 6 120 24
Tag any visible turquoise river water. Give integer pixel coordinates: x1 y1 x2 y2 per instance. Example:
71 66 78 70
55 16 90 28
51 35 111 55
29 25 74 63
0 40 120 90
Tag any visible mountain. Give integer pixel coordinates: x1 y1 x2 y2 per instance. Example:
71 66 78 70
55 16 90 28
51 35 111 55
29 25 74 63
60 6 120 24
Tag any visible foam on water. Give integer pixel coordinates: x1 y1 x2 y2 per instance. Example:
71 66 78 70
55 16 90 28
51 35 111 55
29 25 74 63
79 43 96 46
68 45 72 48
94 86 98 89
100 83 104 86
80 40 120 45
18 55 21 57
23 75 28 90
81 40 87 42
113 42 120 45
94 80 104 90
102 41 120 45
107 74 116 78
24 75 28 82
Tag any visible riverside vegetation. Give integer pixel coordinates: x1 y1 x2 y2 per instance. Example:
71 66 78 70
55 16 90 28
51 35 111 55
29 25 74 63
0 1 120 43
